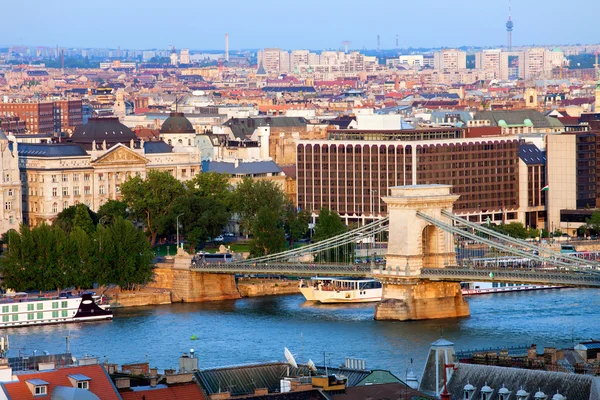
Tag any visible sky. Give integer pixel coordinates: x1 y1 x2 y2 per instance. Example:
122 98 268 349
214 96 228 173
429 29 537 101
3 0 597 51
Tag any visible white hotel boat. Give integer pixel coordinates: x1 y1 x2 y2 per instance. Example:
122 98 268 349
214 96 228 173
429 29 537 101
299 277 382 303
0 292 112 328
461 282 562 296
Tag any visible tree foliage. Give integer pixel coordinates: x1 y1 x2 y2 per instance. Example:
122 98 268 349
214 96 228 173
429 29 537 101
284 203 310 247
313 207 347 242
249 208 287 257
120 170 185 246
54 204 98 234
585 211 600 234
97 200 129 224
1 217 154 293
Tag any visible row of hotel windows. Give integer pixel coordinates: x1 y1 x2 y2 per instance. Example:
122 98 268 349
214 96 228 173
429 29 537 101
26 200 92 214
24 172 139 183
24 185 116 198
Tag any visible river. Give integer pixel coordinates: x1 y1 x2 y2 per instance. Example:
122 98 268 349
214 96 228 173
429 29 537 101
6 288 600 376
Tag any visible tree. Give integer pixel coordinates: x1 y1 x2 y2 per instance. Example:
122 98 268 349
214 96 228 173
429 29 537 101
231 177 287 237
97 200 129 224
284 203 310 247
54 204 98 233
187 171 232 203
120 170 186 246
73 204 96 236
585 211 600 234
96 217 154 290
249 208 287 257
70 227 96 290
312 207 347 242
492 222 528 239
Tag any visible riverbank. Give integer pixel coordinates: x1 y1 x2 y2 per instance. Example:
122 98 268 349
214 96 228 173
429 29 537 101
237 279 300 297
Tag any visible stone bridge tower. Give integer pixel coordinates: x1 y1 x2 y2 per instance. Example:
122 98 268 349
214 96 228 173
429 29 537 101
374 185 470 321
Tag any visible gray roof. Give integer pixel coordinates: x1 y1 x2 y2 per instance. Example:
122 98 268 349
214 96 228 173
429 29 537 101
474 110 563 129
445 363 600 400
519 143 546 165
196 362 371 397
143 140 173 154
202 160 282 175
16 143 88 157
224 117 307 139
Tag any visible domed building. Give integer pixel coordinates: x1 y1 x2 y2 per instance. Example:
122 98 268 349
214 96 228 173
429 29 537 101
159 112 197 150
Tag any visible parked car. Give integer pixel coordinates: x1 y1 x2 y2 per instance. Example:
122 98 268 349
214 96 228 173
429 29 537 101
213 235 224 242
223 232 235 237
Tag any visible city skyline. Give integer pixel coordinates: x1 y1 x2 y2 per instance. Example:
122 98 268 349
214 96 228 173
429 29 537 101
3 0 598 51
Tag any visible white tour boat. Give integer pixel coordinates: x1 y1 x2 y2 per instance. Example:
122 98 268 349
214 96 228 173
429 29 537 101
299 277 382 303
461 282 562 296
0 292 112 328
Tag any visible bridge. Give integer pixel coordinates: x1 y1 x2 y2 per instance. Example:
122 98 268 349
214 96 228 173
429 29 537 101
191 185 600 321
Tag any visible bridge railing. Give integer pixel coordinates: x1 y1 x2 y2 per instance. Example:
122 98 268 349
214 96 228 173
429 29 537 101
191 262 373 277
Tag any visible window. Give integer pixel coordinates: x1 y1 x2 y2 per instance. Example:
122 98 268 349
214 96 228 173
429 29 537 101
11 305 17 312
4 202 11 210
62 174 68 182
74 186 80 196
99 186 105 195
11 314 17 321
4 173 9 182
35 386 47 395
61 301 68 308
8 189 13 197
98 173 104 181
52 203 58 213
84 174 91 181
62 187 69 196
36 303 43 310
1 306 7 313
52 311 58 318
27 313 34 320
63 201 68 210
27 304 34 311
77 381 89 390
84 186 91 195
2 315 7 322
37 312 43 319
73 174 79 182
52 175 58 183
52 187 58 197
52 302 58 309
61 310 68 317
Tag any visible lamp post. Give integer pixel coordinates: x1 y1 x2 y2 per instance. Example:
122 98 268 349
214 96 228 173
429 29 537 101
370 190 378 220
176 213 184 250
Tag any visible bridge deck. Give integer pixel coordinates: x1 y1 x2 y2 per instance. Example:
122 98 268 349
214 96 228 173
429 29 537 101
190 263 600 286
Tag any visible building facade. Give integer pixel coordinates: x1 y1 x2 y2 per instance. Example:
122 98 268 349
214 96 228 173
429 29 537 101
297 135 525 225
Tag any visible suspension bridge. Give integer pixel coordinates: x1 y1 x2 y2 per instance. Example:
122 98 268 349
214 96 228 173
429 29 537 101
191 185 600 320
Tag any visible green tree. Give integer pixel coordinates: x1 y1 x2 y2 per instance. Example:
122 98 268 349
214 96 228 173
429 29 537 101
73 204 96 236
284 204 310 247
232 177 287 237
313 207 347 242
54 204 98 233
527 228 540 239
70 227 96 290
492 222 528 239
249 208 287 257
120 170 186 246
97 200 129 224
96 217 154 290
187 171 232 203
585 211 600 234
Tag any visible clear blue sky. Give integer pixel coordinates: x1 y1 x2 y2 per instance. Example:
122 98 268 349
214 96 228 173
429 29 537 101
4 0 596 50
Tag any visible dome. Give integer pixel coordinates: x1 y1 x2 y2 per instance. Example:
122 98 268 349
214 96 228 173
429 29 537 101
516 388 529 397
552 47 563 53
534 390 547 399
552 393 565 400
464 383 475 391
70 117 137 145
481 384 493 393
498 386 510 394
160 112 195 134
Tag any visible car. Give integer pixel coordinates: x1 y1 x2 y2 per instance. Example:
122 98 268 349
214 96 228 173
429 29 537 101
223 232 235 237
213 235 224 242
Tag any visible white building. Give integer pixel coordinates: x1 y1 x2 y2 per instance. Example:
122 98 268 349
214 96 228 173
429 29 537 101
433 50 467 72
475 49 501 79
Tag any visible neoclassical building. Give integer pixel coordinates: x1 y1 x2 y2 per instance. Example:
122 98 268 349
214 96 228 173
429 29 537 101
16 117 201 226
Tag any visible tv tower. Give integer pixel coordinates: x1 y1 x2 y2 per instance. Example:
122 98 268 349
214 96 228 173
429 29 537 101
506 0 514 51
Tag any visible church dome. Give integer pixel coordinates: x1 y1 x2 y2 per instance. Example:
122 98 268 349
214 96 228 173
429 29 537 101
160 112 195 134
70 117 137 144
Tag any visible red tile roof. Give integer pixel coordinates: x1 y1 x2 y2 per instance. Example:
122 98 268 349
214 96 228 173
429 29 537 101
120 383 206 400
2 364 121 400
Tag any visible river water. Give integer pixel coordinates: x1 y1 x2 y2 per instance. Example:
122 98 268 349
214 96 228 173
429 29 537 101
6 288 600 376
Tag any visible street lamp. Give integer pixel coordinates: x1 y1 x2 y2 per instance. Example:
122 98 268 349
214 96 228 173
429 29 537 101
370 190 378 219
176 213 184 250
